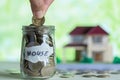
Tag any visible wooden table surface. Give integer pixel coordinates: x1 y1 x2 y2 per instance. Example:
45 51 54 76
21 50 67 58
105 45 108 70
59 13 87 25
0 62 120 80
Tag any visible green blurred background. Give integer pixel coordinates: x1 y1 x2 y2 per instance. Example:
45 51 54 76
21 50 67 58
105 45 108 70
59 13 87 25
0 0 120 62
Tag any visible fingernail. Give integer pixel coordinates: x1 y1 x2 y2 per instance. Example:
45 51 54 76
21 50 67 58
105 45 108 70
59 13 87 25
34 11 44 18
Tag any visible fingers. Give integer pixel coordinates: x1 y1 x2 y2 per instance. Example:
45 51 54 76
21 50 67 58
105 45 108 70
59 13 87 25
43 0 54 18
44 0 54 6
33 11 44 19
30 0 54 18
30 0 42 14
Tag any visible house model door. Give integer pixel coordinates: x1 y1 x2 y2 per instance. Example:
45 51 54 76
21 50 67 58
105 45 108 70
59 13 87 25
93 52 103 62
75 50 82 62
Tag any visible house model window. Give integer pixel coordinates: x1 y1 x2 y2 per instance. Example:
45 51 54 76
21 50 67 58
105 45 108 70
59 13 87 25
72 36 84 43
92 36 102 43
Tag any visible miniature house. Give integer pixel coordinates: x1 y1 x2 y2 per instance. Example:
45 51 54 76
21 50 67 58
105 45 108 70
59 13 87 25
64 25 113 63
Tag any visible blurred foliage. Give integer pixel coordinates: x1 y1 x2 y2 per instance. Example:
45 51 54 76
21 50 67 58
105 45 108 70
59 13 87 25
0 0 120 61
56 57 61 64
80 56 94 63
113 57 120 64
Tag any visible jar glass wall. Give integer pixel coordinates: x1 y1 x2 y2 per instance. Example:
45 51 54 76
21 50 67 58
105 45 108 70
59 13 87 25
20 25 56 79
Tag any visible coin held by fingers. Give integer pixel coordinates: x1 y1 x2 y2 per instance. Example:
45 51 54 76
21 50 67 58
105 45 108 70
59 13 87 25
30 0 54 27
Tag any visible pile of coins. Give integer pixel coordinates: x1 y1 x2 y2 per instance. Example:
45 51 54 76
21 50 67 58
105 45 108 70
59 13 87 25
23 57 55 77
21 16 55 77
57 70 120 78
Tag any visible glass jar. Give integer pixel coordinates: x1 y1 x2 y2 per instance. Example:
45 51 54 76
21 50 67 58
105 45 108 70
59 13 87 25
20 25 56 79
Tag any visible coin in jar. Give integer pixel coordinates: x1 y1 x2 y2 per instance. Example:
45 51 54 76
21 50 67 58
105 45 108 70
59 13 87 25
23 67 40 76
28 61 44 72
41 66 55 77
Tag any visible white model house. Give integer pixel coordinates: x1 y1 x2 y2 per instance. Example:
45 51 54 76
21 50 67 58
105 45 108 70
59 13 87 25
64 25 113 63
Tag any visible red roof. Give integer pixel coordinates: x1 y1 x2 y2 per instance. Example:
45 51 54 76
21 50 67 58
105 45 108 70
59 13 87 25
70 25 109 35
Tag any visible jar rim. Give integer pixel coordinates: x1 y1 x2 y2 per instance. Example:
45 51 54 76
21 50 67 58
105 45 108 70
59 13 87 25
22 25 55 32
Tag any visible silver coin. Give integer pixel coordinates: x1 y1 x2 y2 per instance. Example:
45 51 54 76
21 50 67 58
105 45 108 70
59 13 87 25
60 73 74 78
24 60 28 68
57 70 68 74
96 74 110 78
49 57 55 66
110 71 120 74
35 32 43 45
41 66 55 77
60 75 70 78
75 72 84 75
82 74 96 78
28 61 44 72
81 70 92 74
46 35 53 47
24 67 40 76
97 70 109 74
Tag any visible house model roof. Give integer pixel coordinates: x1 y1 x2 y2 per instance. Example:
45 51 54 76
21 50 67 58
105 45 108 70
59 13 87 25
70 25 109 35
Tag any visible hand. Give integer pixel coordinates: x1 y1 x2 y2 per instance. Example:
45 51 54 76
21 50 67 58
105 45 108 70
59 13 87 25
30 0 54 18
